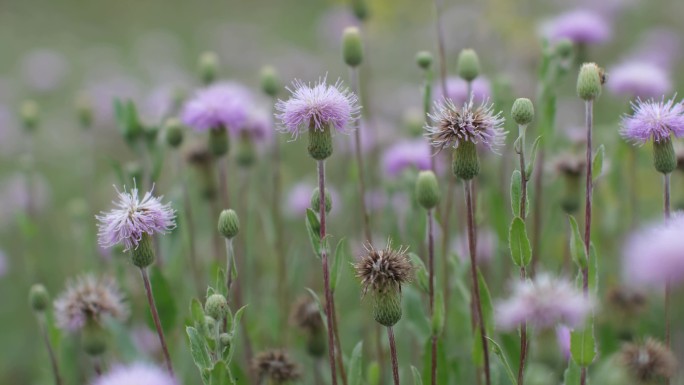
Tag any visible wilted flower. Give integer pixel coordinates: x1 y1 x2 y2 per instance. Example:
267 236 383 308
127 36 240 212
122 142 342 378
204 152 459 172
381 139 432 177
252 349 301 384
181 81 252 131
606 62 671 99
54 274 128 332
620 96 684 144
275 77 360 138
620 338 677 384
495 274 593 330
606 286 647 315
425 98 506 153
96 186 176 251
540 9 611 44
553 153 586 177
92 362 177 385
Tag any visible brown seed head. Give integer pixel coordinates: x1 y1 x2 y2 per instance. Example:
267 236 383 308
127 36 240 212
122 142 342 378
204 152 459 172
289 296 323 333
620 338 677 383
252 349 301 384
606 286 647 315
354 240 414 296
554 153 586 177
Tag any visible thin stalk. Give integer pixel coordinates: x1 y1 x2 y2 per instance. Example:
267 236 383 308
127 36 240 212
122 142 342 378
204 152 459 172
465 180 491 385
331 297 348 385
530 149 545 274
580 100 593 385
516 125 529 385
387 326 401 385
427 208 437 385
271 98 288 340
38 313 63 385
218 157 230 209
177 153 202 297
224 238 235 292
140 267 174 376
349 67 372 244
317 160 338 385
664 173 672 375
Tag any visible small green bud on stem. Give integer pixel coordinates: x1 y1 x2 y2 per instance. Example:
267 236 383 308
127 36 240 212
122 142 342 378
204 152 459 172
453 141 480 180
511 98 535 126
198 51 219 85
654 138 677 175
307 124 333 160
260 66 280 97
164 118 184 148
416 51 433 70
457 49 481 82
205 293 229 321
415 171 440 209
342 27 364 67
29 284 50 312
311 187 332 214
577 62 603 101
21 100 40 133
218 209 240 239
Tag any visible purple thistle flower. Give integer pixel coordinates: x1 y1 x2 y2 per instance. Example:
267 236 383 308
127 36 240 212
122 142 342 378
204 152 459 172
495 274 594 331
275 77 360 138
96 186 176 251
437 76 491 106
381 139 432 177
425 97 506 154
54 274 128 332
620 96 684 144
540 9 611 44
92 363 177 385
607 62 671 99
181 81 252 132
229 108 274 143
623 212 684 287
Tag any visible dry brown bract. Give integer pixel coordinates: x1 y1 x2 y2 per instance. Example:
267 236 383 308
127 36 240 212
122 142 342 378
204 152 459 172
252 349 301 384
620 338 677 383
354 241 414 296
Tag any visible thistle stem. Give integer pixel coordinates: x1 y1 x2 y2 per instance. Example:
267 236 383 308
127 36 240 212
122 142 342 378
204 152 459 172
224 238 235 293
465 180 491 385
349 67 372 244
427 208 437 385
580 100 594 385
387 326 401 385
331 296 348 385
38 313 63 385
218 157 230 209
317 159 338 385
516 125 529 385
664 172 672 380
140 267 174 376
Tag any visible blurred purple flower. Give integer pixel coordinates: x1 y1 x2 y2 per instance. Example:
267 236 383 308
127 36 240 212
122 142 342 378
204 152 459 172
131 324 162 356
181 82 253 132
275 78 360 138
54 275 128 332
336 118 377 155
453 227 497 265
437 77 491 106
623 213 684 287
607 62 671 99
495 274 594 331
627 29 681 71
540 9 611 44
556 325 571 360
620 96 684 145
20 49 69 93
381 139 432 177
229 108 274 144
285 181 340 218
96 186 176 251
93 362 177 385
0 172 51 225
316 6 359 47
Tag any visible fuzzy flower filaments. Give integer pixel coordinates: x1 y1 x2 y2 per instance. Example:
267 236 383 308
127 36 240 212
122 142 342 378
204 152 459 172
619 338 678 384
54 275 128 333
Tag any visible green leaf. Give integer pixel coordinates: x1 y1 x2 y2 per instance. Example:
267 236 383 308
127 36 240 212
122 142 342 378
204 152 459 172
525 136 543 179
487 337 516 385
190 298 206 331
348 341 364 385
568 216 588 269
571 324 597 367
216 268 228 298
331 238 348 293
147 266 178 334
472 327 484 366
510 170 522 217
477 268 494 336
411 366 424 385
592 144 605 181
208 361 230 385
408 253 429 294
508 217 532 267
187 326 212 375
305 208 322 258
563 357 582 385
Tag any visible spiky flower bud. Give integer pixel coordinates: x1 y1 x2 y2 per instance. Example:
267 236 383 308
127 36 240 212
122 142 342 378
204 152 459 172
29 284 49 312
577 62 603 101
416 51 433 70
351 0 369 21
310 187 332 214
620 338 677 383
653 138 677 175
452 141 480 180
131 233 155 268
355 241 414 327
20 100 39 132
555 39 574 60
82 320 108 356
342 27 363 67
75 93 94 129
308 124 333 160
164 118 184 148
260 66 280 97
205 293 229 321
208 127 229 157
198 51 219 85
457 49 481 82
511 98 535 126
218 209 240 239
415 171 440 209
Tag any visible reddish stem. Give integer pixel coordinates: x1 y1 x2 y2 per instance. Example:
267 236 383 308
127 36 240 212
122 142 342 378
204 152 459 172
140 267 174 376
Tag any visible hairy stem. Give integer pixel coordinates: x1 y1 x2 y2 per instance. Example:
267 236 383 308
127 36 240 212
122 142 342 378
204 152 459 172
580 100 593 385
140 267 174 376
388 326 401 385
516 126 529 385
427 208 437 385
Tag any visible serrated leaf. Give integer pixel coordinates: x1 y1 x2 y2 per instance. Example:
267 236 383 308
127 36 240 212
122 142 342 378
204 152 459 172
592 144 604 181
510 170 522 217
487 337 516 385
525 136 542 179
568 216 588 269
187 326 212 374
411 366 424 385
305 208 322 258
571 324 596 367
331 238 348 293
509 217 532 267
147 266 178 334
348 341 364 385
408 253 429 293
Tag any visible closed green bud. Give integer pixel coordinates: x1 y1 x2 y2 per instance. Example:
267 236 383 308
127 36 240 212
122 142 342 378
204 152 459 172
308 125 333 160
415 171 440 209
577 62 603 101
164 118 184 148
431 291 445 336
403 108 424 137
75 93 94 129
218 209 240 239
20 100 39 132
82 321 108 356
452 141 480 180
199 51 219 85
310 187 332 214
511 98 535 126
260 66 280 97
205 293 229 320
131 233 155 268
236 134 256 168
143 124 159 144
351 0 369 21
29 284 49 312
457 49 480 82
342 27 363 67
366 361 381 385
119 101 143 144
555 39 574 60
219 333 232 346
372 291 402 327
416 51 433 70
208 127 229 157
653 138 676 175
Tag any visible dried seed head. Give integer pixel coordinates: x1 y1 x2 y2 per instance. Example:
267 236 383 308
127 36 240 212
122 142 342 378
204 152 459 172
554 153 586 177
620 338 677 383
606 286 647 315
289 296 323 333
354 241 414 297
252 349 301 384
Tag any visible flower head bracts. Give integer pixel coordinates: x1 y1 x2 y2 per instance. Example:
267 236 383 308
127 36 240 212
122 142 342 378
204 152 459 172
275 77 360 139
620 96 684 145
425 97 506 154
354 240 414 297
96 185 176 251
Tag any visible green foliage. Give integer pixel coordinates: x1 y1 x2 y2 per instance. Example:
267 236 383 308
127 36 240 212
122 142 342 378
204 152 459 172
509 216 532 267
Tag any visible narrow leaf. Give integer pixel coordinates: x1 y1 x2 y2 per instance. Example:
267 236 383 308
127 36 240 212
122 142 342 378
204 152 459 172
525 136 543 179
568 216 588 269
589 242 599 295
331 238 348 293
477 268 494 336
348 341 364 385
563 359 582 385
408 253 429 294
411 366 424 385
147 267 178 334
487 337 516 385
510 170 522 217
592 144 605 181
508 217 532 267
305 208 322 258
186 326 212 372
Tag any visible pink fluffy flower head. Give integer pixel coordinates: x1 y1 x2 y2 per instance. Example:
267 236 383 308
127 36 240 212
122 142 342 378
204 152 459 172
620 96 684 144
181 81 252 132
541 9 611 44
607 62 671 99
623 212 684 287
96 185 176 252
54 274 128 332
426 97 506 154
275 77 360 138
381 139 432 177
495 274 594 331
92 363 177 385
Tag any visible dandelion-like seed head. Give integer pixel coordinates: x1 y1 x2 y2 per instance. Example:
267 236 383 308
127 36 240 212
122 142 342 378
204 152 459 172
275 77 360 138
93 362 177 385
354 241 414 296
620 96 684 145
96 185 176 252
289 296 323 333
252 349 301 384
425 97 506 154
54 274 128 332
620 338 677 383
